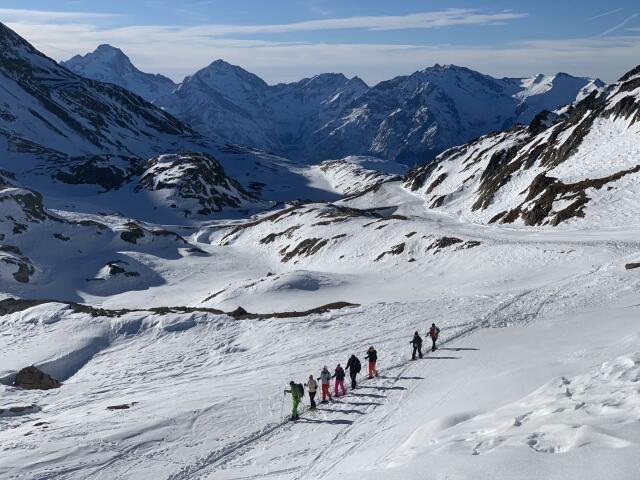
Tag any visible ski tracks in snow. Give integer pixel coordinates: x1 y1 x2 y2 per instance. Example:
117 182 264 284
165 264 606 480
173 320 488 480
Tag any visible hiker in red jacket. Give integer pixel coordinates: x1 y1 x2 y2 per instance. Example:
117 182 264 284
428 323 441 351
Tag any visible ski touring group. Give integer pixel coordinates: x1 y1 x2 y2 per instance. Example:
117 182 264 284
284 324 440 421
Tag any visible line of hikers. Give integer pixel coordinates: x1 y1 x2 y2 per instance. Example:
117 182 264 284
284 324 440 421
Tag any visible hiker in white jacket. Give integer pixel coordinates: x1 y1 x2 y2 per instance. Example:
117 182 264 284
305 375 318 409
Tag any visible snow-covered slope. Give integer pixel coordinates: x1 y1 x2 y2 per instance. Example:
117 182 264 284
0 182 202 298
405 65 640 227
3 170 640 479
62 44 177 102
314 156 407 195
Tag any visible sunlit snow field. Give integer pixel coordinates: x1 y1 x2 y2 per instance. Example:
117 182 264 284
2 165 640 479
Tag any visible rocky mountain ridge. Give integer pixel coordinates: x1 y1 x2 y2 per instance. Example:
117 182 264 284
404 66 640 227
64 47 602 164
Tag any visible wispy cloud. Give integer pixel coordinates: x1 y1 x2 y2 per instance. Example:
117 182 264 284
0 7 526 34
586 8 624 21
180 9 529 35
597 12 638 37
307 2 332 17
0 8 120 23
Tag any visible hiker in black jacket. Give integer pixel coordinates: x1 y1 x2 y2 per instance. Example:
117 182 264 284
411 331 423 360
366 346 378 378
345 354 362 389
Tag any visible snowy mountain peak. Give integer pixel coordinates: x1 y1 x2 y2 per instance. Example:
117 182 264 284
619 64 640 82
62 45 176 102
64 44 138 78
93 44 128 60
190 59 269 90
0 21 192 156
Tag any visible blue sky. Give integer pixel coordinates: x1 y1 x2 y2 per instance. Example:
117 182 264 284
2 1 640 84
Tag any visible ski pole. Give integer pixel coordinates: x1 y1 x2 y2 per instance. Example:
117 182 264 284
280 391 285 419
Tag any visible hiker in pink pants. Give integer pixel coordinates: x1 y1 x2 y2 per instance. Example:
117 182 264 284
332 364 347 397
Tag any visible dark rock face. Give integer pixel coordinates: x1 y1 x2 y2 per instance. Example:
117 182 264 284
0 187 50 224
625 263 640 270
120 222 145 244
107 402 137 410
0 245 35 282
51 155 144 191
375 242 406 261
230 306 249 317
281 238 329 263
429 237 463 251
0 405 39 416
15 366 61 390
0 297 358 323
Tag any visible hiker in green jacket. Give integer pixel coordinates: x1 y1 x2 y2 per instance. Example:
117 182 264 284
284 380 302 420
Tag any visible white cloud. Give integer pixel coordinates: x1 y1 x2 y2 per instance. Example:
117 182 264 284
163 9 528 35
0 8 120 23
1 7 526 33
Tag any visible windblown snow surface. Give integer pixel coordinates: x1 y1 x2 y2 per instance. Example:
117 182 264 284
2 160 640 479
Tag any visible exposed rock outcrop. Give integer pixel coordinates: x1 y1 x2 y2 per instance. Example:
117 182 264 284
14 366 61 390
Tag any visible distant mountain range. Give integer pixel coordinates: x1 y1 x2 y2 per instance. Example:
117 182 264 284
63 45 604 165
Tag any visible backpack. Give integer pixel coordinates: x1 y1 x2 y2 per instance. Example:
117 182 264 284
296 383 304 397
354 357 361 373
